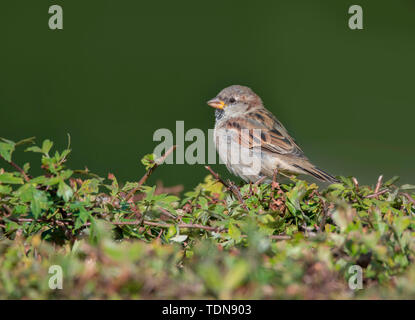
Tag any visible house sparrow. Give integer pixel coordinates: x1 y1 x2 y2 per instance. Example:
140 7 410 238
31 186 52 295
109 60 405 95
207 85 338 183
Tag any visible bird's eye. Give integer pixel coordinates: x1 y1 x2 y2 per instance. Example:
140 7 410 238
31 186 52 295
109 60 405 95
229 97 236 103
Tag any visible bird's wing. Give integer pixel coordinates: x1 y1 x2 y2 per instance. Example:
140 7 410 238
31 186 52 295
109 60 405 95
219 109 306 158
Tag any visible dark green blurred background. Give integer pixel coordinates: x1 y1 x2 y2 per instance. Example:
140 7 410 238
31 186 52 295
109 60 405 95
1 0 414 189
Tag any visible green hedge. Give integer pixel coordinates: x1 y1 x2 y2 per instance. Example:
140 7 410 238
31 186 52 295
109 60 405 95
0 137 414 299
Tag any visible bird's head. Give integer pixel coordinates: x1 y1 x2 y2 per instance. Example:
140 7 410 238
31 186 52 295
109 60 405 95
207 85 263 120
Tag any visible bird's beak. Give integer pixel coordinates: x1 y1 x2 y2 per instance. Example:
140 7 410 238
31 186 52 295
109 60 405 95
207 98 226 109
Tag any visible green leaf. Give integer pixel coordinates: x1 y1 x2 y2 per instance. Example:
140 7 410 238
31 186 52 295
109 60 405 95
0 185 12 194
88 216 100 244
22 163 30 173
384 176 400 186
60 169 73 180
74 206 90 229
286 180 307 213
223 260 249 291
78 179 100 195
228 222 241 241
170 234 188 243
57 181 73 202
41 139 54 155
31 189 49 218
141 153 156 170
15 137 36 147
400 184 415 191
25 146 43 153
394 217 411 237
0 139 15 162
0 172 24 184
16 184 49 218
58 149 71 162
165 226 177 240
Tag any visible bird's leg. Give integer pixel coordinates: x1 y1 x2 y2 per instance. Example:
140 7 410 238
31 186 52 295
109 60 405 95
270 169 278 209
270 169 286 212
254 176 267 185
271 169 279 191
227 179 246 208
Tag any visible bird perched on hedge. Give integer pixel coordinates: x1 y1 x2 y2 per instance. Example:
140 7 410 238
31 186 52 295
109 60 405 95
207 85 338 184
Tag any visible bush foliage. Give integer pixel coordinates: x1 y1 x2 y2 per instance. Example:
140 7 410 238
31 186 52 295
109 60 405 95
0 137 414 299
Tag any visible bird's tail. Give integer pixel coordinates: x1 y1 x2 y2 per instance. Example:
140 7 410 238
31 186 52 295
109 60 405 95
292 164 339 183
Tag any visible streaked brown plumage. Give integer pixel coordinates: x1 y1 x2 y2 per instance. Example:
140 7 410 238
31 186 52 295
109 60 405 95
207 85 338 183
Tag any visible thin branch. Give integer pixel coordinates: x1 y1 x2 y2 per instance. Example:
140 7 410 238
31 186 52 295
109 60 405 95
365 189 388 199
204 166 247 209
204 165 231 190
240 234 291 241
4 216 294 241
159 207 177 220
352 177 359 192
119 220 292 240
269 235 292 240
1 204 12 215
6 217 72 226
401 192 415 205
130 202 143 222
374 175 383 194
126 145 176 201
230 183 247 209
0 154 31 182
318 197 329 231
113 219 220 232
156 228 163 240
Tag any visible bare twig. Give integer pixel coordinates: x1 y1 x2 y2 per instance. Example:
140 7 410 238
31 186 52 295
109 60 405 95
363 175 385 199
6 217 72 226
204 166 247 209
0 154 31 182
1 204 12 215
204 165 231 190
240 234 291 241
155 180 183 195
309 189 329 231
113 220 221 232
365 189 388 199
158 207 177 220
230 183 247 209
130 203 143 222
374 175 383 194
319 201 329 231
126 145 176 201
269 235 292 240
156 228 163 240
121 220 292 240
4 215 295 241
401 192 415 205
352 177 359 192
